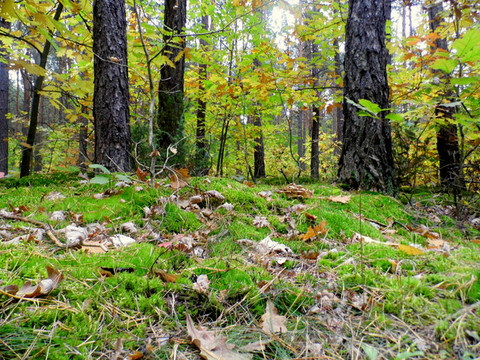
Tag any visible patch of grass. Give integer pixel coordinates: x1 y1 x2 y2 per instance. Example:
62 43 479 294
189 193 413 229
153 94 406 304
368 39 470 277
1 173 480 359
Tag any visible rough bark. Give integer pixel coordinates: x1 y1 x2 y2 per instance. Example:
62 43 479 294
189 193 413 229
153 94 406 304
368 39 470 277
253 112 266 178
427 3 464 191
157 0 187 158
0 18 9 176
20 3 63 177
311 105 320 179
93 0 132 172
338 0 396 194
252 59 265 179
195 12 209 175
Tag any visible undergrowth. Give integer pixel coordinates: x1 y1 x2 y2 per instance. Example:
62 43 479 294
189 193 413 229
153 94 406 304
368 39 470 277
0 171 479 359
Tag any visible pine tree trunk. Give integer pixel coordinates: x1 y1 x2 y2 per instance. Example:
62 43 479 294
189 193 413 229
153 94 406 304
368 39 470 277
311 105 320 179
195 12 209 175
253 113 266 178
0 18 9 176
157 0 187 159
93 0 132 172
338 0 396 194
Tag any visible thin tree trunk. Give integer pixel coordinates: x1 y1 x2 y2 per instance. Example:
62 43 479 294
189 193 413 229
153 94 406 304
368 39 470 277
195 12 209 175
0 18 9 176
311 105 320 179
427 3 464 191
20 2 63 177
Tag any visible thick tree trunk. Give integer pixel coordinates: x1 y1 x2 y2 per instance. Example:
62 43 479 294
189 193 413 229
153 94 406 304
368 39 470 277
20 3 63 177
195 12 209 175
0 18 9 176
427 3 464 191
157 0 187 158
93 0 132 172
338 0 396 194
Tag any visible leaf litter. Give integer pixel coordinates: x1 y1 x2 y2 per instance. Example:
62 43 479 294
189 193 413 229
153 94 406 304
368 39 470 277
0 177 479 359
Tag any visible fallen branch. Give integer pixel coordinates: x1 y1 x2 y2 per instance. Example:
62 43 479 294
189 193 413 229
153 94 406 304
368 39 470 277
0 212 67 248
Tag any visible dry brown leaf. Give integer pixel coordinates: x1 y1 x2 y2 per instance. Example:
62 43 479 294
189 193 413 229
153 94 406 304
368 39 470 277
16 266 63 298
276 184 313 199
169 168 190 190
299 220 328 241
305 212 317 221
258 191 274 202
0 280 18 295
153 269 179 283
427 238 446 248
192 274 210 293
186 314 252 360
327 194 351 204
243 181 255 187
128 350 144 360
253 216 270 228
260 300 287 335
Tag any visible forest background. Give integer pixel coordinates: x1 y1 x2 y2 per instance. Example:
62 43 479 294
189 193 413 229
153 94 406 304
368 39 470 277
0 0 479 197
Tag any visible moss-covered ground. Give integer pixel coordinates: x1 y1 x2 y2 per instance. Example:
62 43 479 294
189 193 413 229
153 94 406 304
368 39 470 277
0 171 479 359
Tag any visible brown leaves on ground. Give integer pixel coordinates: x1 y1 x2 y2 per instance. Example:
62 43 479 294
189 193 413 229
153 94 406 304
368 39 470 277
299 220 328 241
276 184 313 199
0 266 63 298
260 300 287 335
186 314 252 360
170 168 190 190
327 194 351 204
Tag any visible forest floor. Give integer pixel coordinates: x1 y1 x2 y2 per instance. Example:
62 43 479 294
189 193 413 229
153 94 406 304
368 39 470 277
0 170 479 360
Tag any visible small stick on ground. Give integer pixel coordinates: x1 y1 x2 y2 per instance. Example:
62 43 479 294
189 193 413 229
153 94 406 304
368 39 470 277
0 212 67 248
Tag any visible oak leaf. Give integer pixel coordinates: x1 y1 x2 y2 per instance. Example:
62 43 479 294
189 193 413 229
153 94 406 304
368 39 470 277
186 314 252 360
299 220 328 241
260 300 287 334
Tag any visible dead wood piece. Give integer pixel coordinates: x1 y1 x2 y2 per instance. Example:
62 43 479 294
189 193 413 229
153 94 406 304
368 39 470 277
0 213 68 248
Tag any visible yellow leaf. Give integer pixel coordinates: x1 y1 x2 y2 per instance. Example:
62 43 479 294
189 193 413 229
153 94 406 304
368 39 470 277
397 244 424 256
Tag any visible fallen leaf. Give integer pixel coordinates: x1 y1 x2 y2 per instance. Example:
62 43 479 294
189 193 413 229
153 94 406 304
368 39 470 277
256 236 294 256
260 300 287 334
299 220 328 241
253 216 270 228
186 314 252 360
397 244 425 256
305 212 317 221
153 269 179 283
276 184 313 199
169 168 190 190
327 194 351 204
258 191 273 202
136 167 148 182
0 280 18 295
128 350 144 360
99 267 135 277
16 266 63 298
192 274 210 293
427 238 445 248
243 181 255 187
